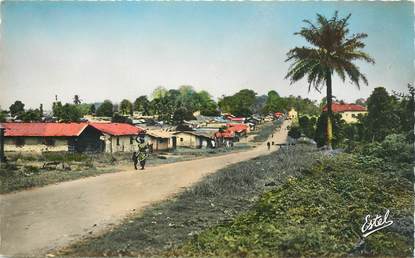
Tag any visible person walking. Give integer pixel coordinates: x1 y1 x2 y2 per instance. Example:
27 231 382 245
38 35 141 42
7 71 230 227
137 137 149 170
132 151 139 170
267 141 271 151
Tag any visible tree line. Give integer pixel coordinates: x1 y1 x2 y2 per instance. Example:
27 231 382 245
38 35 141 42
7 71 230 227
1 86 325 124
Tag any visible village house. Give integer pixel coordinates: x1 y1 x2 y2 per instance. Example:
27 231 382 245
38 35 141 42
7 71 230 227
1 123 104 153
145 130 172 151
88 123 144 153
323 102 367 123
173 130 216 148
288 108 298 122
1 122 144 153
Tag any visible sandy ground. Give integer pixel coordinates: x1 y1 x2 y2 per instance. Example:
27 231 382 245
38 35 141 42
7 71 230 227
0 121 290 256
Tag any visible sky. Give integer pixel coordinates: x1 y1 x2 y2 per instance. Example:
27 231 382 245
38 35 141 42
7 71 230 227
0 1 413 110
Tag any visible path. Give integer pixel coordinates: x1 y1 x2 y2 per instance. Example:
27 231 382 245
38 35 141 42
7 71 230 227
0 120 290 256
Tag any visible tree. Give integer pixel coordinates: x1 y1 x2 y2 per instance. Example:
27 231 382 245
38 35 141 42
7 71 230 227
39 104 43 116
285 12 374 149
151 86 168 99
196 90 219 116
90 104 96 114
263 90 281 113
52 101 63 118
119 99 133 116
20 109 42 122
365 87 400 142
9 100 25 117
218 89 257 117
172 107 194 124
73 95 82 105
112 113 132 124
314 112 345 148
60 104 82 122
96 100 114 117
134 96 150 115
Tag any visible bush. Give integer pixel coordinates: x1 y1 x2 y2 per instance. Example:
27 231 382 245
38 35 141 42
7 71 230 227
288 125 301 139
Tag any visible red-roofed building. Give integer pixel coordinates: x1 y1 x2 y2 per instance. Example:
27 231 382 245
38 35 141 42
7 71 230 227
1 122 103 153
89 123 144 153
323 102 367 123
1 122 145 153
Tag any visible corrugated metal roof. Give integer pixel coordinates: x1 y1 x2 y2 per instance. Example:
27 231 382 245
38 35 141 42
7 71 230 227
89 123 143 136
1 123 88 137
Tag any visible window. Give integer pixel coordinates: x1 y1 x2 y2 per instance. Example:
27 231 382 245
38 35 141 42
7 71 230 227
15 137 25 147
44 138 55 146
180 138 184 142
130 136 134 144
116 137 120 146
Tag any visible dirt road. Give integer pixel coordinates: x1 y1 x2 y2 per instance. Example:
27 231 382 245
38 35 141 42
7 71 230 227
0 121 290 256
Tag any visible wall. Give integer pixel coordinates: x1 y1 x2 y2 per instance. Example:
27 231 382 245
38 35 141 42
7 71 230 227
104 134 139 153
147 136 170 151
341 111 367 123
4 137 69 153
174 133 199 148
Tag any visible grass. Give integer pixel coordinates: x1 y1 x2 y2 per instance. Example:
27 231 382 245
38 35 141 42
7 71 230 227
176 152 413 257
58 145 320 257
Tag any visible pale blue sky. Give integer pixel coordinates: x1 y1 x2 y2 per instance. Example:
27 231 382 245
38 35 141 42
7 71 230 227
0 1 413 109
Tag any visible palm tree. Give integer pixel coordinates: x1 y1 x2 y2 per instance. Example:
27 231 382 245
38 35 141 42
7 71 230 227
285 12 374 149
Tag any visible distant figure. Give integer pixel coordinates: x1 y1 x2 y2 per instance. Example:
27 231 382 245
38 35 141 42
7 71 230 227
271 133 274 138
137 137 149 170
267 142 271 151
272 141 275 145
132 151 139 170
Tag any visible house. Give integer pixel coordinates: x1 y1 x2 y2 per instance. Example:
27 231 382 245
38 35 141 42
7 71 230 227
1 122 104 153
145 130 172 151
323 102 367 123
288 108 298 121
214 130 235 147
88 123 144 153
226 123 249 136
173 130 216 148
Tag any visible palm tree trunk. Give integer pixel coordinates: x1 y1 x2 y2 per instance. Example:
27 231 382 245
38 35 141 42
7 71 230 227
326 72 333 150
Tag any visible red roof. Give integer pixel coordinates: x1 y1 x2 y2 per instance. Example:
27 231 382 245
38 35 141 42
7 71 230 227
228 117 245 122
226 123 248 133
215 130 235 139
1 123 88 137
323 103 367 113
89 123 143 136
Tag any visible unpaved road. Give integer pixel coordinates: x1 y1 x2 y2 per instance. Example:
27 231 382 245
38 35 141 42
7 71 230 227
0 121 290 256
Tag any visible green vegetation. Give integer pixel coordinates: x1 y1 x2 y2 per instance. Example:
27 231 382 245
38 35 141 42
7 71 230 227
285 12 374 148
96 100 114 117
177 136 413 257
58 145 320 257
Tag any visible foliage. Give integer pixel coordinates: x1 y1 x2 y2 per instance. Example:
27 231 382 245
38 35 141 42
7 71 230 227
133 95 151 115
96 100 114 117
218 89 257 117
314 112 345 147
298 115 317 138
0 109 6 122
172 107 195 124
179 149 412 257
73 95 82 105
19 109 42 122
364 87 400 142
75 103 94 116
288 125 301 139
111 113 132 124
9 100 25 117
119 99 133 116
52 102 82 122
285 11 374 148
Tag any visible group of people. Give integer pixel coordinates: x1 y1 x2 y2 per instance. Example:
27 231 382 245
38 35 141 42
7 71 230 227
132 136 149 170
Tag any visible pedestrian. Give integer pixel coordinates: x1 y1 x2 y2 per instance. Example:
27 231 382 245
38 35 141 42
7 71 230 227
267 141 271 151
272 133 274 138
132 151 139 170
137 137 149 170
